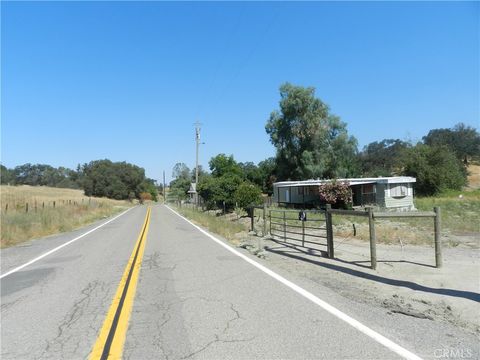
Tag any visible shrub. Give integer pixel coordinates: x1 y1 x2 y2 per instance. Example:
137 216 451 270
140 192 152 202
402 144 467 196
318 181 352 208
197 175 243 211
233 182 263 211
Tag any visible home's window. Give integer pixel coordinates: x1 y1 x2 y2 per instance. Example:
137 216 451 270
362 184 375 194
390 184 407 197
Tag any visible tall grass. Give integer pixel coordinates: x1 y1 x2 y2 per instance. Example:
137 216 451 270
415 190 480 234
1 185 132 247
173 206 247 245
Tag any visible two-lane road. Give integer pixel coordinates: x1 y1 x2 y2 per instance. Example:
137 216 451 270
1 205 477 359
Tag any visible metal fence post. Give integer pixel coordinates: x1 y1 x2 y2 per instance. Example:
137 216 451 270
434 207 442 268
283 211 286 241
368 207 377 270
326 204 334 259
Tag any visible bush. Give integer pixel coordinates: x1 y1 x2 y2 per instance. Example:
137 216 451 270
402 144 467 196
197 175 243 211
233 182 263 211
139 192 152 204
318 181 352 208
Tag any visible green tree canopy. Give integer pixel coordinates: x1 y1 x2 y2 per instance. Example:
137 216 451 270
359 139 410 176
82 160 153 200
266 83 358 180
423 123 480 164
209 154 242 178
402 144 467 196
172 163 190 180
234 182 263 211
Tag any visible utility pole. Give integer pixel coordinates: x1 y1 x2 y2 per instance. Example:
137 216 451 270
163 170 166 204
194 122 202 205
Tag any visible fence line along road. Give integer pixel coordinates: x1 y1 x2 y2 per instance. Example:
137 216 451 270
250 205 442 271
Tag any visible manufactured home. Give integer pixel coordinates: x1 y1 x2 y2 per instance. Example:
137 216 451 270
272 177 416 211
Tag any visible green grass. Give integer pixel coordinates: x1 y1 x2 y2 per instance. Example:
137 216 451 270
414 190 480 234
174 205 248 244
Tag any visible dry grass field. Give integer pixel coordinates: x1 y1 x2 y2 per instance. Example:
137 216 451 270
1 185 133 248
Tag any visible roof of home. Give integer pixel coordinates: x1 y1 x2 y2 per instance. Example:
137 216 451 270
273 177 416 188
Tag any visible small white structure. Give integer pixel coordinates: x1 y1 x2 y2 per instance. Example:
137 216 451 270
273 177 417 211
188 182 197 203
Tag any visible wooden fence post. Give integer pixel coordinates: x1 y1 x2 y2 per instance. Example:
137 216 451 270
263 204 267 237
326 204 334 259
302 216 305 247
25 203 29 213
5 203 8 213
42 202 45 209
368 207 377 270
250 207 254 232
269 210 272 236
53 201 56 208
434 207 442 268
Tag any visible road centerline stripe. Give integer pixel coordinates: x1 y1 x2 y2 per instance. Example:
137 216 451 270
165 205 423 360
89 207 151 360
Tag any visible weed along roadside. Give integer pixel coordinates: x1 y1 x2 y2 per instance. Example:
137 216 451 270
0 185 134 248
171 200 480 336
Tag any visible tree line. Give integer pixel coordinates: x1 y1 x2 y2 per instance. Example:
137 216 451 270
1 160 158 201
170 82 479 209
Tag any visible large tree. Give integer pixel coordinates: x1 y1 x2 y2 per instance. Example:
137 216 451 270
82 160 155 200
423 123 480 164
266 83 358 180
209 154 242 178
359 139 410 176
402 144 467 196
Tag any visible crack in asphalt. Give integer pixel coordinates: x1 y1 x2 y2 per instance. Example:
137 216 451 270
179 297 255 359
38 280 104 359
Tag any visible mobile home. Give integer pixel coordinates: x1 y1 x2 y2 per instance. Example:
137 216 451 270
272 177 416 211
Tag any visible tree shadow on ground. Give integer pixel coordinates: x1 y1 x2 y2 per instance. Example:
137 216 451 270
265 240 480 303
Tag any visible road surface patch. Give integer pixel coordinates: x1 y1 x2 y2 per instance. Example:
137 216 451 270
166 205 423 360
89 207 151 360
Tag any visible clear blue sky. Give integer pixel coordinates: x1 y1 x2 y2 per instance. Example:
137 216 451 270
2 1 478 183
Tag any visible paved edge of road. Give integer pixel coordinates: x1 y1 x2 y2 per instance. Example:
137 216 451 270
165 205 423 360
0 206 137 280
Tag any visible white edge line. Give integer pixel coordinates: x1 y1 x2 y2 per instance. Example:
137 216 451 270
165 205 423 360
0 206 136 280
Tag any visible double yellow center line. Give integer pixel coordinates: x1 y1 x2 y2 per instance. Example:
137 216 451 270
90 207 151 360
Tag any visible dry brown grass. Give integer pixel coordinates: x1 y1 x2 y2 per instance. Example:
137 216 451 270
466 164 480 190
1 185 133 248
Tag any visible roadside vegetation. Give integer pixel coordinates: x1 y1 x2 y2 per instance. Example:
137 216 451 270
1 185 132 248
167 83 479 247
173 205 248 246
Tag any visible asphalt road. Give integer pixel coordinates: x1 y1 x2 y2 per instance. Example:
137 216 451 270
0 205 476 359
